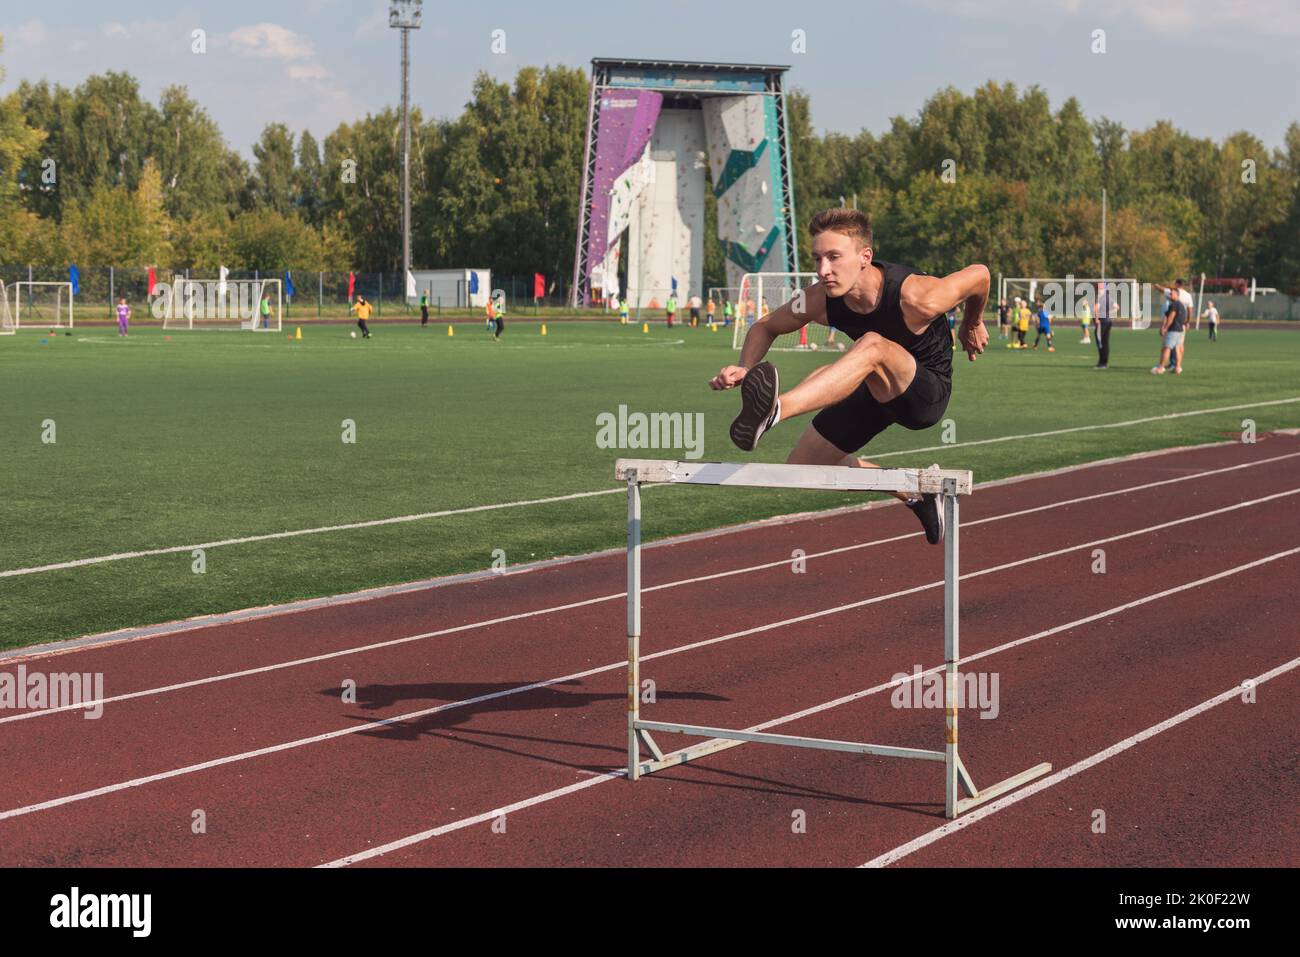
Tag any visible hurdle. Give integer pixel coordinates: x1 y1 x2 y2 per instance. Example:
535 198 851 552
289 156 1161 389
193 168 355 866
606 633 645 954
615 458 1051 819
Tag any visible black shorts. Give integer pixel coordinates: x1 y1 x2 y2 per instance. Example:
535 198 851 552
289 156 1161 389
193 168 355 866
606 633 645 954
812 363 951 454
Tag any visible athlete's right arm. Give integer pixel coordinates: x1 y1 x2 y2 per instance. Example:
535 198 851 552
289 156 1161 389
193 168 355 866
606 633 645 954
709 285 825 390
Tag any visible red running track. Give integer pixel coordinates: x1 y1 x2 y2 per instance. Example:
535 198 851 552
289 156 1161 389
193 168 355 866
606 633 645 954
0 436 1297 867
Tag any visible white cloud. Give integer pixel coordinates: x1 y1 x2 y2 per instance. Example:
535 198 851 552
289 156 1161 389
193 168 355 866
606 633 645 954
103 23 130 40
915 0 1300 39
227 23 315 60
14 19 49 46
288 63 332 81
1123 0 1300 38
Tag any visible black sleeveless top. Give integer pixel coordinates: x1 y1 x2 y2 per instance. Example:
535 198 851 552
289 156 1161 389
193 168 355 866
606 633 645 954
824 260 953 381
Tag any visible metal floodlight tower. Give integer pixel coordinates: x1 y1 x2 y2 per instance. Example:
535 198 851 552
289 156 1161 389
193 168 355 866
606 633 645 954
390 1 422 301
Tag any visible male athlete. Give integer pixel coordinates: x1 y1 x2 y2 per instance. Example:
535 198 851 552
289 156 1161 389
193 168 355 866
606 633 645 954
709 208 990 544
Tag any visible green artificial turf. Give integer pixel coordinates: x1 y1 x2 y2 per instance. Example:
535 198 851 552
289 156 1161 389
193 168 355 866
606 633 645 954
2 318 1297 649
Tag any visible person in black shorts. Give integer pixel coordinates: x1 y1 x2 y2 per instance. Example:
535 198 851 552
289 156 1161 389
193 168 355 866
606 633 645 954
709 208 990 545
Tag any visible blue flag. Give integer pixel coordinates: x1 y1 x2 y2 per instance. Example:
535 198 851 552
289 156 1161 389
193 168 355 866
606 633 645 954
69 265 80 296
671 275 678 294
469 271 480 295
284 270 295 298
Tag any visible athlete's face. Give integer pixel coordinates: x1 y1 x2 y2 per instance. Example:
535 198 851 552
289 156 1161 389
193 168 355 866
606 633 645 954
812 230 871 295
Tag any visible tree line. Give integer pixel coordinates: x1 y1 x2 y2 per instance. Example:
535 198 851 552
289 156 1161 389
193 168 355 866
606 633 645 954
1 35 1296 294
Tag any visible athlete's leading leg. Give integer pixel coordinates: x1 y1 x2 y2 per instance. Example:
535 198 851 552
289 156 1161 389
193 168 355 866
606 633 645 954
780 332 916 419
729 333 917 453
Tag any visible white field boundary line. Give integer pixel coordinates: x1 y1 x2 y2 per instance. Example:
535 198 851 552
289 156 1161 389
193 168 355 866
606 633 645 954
321 546 1300 867
4 395 1297 580
0 488 624 579
11 435 1277 663
860 655 1300 868
4 454 1299 723
2 517 1297 830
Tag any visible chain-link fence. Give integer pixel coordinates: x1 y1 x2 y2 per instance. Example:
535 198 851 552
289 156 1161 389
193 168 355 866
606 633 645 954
1200 291 1298 322
0 266 590 321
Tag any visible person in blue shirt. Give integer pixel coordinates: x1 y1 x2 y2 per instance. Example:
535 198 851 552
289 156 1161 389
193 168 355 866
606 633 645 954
1032 299 1055 352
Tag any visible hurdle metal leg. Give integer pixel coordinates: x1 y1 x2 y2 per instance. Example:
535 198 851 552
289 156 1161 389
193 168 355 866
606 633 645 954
944 478 960 819
626 473 641 781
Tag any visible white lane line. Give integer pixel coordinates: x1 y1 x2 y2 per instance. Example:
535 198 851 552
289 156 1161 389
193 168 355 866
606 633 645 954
6 396 1297 578
860 655 1300 868
865 396 1300 459
318 772 623 867
321 547 1300 867
4 457 1298 725
4 526 1296 831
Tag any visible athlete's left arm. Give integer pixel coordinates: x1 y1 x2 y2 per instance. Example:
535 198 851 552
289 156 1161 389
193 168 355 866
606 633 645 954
900 265 991 362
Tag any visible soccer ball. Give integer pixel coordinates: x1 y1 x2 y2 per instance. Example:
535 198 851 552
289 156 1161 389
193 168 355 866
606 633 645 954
350 331 357 339
808 342 818 351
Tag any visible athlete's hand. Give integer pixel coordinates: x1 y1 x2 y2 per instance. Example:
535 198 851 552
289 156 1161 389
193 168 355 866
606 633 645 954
958 319 988 361
709 365 748 390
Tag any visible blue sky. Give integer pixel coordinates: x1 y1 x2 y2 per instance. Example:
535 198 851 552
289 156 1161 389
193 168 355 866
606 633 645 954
2 0 1297 158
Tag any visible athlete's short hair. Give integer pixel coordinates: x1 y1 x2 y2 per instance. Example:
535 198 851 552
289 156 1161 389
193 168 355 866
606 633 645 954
809 208 873 249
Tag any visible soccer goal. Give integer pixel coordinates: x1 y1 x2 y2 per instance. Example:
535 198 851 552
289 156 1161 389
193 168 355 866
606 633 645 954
1001 277 1145 328
732 273 829 352
0 282 14 335
164 278 282 331
12 281 74 328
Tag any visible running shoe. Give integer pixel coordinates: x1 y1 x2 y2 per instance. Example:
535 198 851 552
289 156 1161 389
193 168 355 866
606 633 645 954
729 361 780 452
907 492 944 545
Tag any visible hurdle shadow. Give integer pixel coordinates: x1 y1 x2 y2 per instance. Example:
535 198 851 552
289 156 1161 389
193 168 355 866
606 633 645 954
634 762 945 819
319 680 727 773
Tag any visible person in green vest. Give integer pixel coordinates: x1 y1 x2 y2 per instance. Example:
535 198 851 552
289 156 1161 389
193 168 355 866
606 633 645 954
665 293 677 328
420 292 429 327
259 293 272 329
723 299 734 327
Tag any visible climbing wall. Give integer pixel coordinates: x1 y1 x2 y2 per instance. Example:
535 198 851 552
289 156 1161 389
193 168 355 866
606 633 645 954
574 63 798 309
586 90 662 300
626 108 707 309
702 95 790 290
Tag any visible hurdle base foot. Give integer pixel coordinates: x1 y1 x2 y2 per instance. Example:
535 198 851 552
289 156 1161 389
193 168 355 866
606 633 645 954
951 762 1052 818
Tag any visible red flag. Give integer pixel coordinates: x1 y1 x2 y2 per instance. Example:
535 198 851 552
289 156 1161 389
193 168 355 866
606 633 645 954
347 272 356 303
533 273 545 299
147 266 156 296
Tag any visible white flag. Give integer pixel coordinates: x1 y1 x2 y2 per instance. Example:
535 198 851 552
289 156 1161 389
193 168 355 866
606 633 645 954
218 266 229 300
406 270 416 298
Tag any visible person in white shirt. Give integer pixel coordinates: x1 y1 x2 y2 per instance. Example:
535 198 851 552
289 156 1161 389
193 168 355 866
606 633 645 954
1202 300 1220 341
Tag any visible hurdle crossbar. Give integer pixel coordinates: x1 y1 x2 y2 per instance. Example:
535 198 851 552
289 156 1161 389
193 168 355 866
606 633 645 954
617 458 1050 819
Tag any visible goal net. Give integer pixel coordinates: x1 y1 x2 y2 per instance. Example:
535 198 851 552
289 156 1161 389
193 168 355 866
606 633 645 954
12 281 74 328
732 273 835 352
707 287 741 307
163 278 282 331
0 282 14 335
1001 277 1147 328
